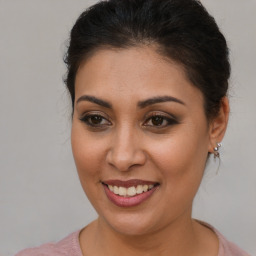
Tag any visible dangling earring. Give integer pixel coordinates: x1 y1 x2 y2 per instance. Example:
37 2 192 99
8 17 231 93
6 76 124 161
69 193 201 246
214 142 222 159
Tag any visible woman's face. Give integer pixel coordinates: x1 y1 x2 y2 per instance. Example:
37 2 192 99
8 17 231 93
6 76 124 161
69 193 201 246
72 46 213 235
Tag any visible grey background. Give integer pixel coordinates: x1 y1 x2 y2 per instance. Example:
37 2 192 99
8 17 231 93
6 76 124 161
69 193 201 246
0 0 255 255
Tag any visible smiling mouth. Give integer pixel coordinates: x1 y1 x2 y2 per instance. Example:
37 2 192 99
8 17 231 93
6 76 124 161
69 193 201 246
102 180 160 197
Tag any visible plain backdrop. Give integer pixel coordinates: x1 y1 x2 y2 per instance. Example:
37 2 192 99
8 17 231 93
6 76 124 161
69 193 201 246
0 0 255 255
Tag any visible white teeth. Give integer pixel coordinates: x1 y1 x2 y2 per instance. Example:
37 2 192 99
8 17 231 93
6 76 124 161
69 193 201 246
118 187 127 196
107 184 156 197
143 185 149 192
113 186 119 195
127 186 137 196
136 185 144 194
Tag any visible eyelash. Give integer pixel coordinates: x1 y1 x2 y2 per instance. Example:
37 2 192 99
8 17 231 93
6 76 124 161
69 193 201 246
79 114 111 128
79 112 178 129
143 113 178 128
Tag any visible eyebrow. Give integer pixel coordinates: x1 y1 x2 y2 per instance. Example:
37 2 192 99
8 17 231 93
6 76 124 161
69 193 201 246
76 95 185 109
138 96 185 108
76 95 112 108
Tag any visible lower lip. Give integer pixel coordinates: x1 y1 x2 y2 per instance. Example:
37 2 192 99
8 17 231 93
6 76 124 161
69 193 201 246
103 185 158 207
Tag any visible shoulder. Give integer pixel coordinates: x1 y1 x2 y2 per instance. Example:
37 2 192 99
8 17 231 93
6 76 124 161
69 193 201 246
215 229 250 256
198 220 250 256
15 230 83 256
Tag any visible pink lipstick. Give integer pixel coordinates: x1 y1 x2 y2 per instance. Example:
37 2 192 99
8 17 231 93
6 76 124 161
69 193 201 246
102 179 159 207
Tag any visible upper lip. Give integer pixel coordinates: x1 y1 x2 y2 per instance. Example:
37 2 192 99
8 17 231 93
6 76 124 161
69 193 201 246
102 179 159 188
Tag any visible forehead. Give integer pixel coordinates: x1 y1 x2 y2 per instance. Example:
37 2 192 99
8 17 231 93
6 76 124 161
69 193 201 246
75 46 204 106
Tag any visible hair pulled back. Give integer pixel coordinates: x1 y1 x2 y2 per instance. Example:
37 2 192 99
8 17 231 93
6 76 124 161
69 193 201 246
64 0 230 119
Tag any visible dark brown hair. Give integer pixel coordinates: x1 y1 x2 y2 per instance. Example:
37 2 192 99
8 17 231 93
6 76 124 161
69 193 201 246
64 0 230 119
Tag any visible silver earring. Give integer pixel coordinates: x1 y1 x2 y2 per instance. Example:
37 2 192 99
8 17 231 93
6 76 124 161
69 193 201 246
214 142 222 159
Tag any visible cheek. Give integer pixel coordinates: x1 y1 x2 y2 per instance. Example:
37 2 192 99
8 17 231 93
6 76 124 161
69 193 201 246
71 123 106 189
148 125 209 190
147 132 208 218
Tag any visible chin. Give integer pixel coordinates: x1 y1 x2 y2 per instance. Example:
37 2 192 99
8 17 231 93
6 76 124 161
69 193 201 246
100 210 163 237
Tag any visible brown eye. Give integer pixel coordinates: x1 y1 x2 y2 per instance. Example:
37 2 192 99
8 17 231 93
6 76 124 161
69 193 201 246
151 116 164 126
90 115 103 125
80 114 111 128
144 114 178 128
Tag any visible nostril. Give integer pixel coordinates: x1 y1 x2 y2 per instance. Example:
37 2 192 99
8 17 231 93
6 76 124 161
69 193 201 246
106 131 147 171
106 149 147 172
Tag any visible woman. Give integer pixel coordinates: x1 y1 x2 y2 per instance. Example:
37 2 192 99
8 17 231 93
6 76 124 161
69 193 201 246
16 0 250 255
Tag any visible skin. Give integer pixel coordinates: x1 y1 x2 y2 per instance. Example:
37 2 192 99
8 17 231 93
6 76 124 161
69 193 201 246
71 46 229 256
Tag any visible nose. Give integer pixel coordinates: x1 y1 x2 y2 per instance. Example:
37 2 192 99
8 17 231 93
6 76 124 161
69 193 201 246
106 126 146 171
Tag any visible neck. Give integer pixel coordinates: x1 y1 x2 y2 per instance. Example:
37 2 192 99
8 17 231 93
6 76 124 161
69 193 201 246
80 211 207 256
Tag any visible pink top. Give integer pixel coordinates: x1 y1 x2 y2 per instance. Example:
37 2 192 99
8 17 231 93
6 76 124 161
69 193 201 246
15 224 250 256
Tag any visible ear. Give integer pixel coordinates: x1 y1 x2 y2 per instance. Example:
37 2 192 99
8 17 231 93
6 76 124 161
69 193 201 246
208 97 230 153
